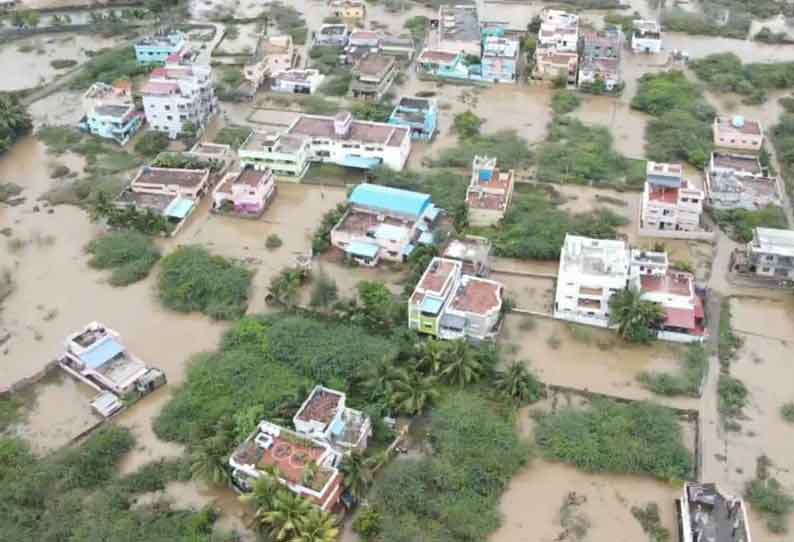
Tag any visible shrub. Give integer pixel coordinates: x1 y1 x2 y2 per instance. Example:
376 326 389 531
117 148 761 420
134 131 171 158
312 203 347 254
638 344 708 397
0 93 32 155
711 206 788 242
157 245 252 319
0 182 23 203
372 391 529 542
534 399 693 480
86 231 161 286
690 53 794 103
265 233 283 250
404 15 430 37
452 111 483 139
551 90 581 115
309 270 338 308
782 402 794 423
744 455 794 533
718 297 743 369
50 58 78 69
631 503 671 542
718 374 749 420
431 130 532 170
68 46 151 90
212 125 251 149
772 114 794 199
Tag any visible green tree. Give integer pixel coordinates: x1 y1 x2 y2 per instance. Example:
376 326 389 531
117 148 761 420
352 507 382 539
181 121 198 141
295 507 340 542
269 267 308 308
0 93 33 154
452 110 483 139
309 270 338 308
260 490 314 541
356 281 401 330
134 131 170 158
239 470 281 513
493 361 543 406
363 357 403 404
438 341 487 387
340 451 375 501
190 435 231 487
389 369 440 415
608 287 665 343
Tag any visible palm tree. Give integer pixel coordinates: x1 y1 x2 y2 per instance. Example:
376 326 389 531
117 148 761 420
608 287 666 343
414 339 448 376
340 451 375 501
294 508 340 542
390 368 440 415
363 357 402 403
0 93 32 153
239 472 280 512
190 435 231 487
260 490 314 542
438 341 485 387
494 361 543 406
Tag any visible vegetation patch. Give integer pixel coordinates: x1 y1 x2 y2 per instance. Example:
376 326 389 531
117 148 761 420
534 399 693 480
133 131 170 158
690 53 794 104
0 93 33 155
639 344 708 397
632 502 671 542
0 427 223 542
266 1 309 45
536 117 645 187
0 182 24 204
430 131 532 170
50 59 78 70
631 71 715 167
781 402 794 423
744 455 794 533
369 392 530 542
661 7 750 40
68 46 151 90
212 125 251 149
718 297 743 370
85 231 161 286
312 203 348 254
404 15 430 37
472 185 628 260
772 114 794 199
717 374 748 426
157 245 252 320
551 90 582 115
373 167 469 226
712 207 788 243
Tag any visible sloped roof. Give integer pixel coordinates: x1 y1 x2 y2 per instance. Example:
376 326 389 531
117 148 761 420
349 183 431 217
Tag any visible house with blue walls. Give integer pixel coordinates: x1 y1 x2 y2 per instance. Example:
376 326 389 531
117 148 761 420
481 36 519 83
388 96 438 141
79 81 144 145
134 30 186 64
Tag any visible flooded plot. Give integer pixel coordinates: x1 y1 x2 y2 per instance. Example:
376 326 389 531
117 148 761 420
8 370 101 455
499 314 697 409
28 90 86 127
0 33 119 92
730 296 794 340
214 23 260 56
493 272 555 314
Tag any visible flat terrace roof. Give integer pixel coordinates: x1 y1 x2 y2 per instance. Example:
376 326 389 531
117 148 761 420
439 4 480 43
640 272 693 297
336 209 407 236
417 258 459 294
296 388 343 424
116 190 174 212
561 235 628 277
712 152 762 175
133 167 208 188
354 54 394 77
287 115 407 147
449 277 501 315
715 116 761 136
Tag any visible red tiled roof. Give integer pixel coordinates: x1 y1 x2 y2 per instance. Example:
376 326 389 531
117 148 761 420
649 187 678 204
418 259 457 293
640 273 693 297
664 307 695 330
418 49 458 64
450 278 501 315
296 389 342 424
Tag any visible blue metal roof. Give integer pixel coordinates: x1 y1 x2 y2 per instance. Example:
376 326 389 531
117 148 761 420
421 296 444 314
347 241 380 259
342 155 382 169
349 183 431 218
80 339 125 369
164 197 195 219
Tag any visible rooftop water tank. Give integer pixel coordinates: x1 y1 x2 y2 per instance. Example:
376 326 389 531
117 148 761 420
479 168 493 182
732 115 745 128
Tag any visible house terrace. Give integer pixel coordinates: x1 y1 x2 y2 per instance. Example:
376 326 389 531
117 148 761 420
349 53 397 101
388 96 438 141
713 116 763 153
466 155 514 227
437 4 482 57
705 152 782 211
680 482 751 542
442 236 492 277
293 385 371 451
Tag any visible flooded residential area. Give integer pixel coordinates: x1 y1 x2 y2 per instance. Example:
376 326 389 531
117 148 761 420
1 0 794 541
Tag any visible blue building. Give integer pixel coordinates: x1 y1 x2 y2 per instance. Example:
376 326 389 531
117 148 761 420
134 30 186 64
481 36 519 83
388 96 438 141
79 82 144 145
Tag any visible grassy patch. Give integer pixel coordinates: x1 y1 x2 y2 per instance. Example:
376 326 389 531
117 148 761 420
632 502 671 542
661 7 750 40
718 297 743 370
690 53 794 104
68 46 151 90
0 395 28 427
536 117 645 187
534 398 693 480
631 71 715 167
0 92 33 155
772 113 794 199
551 90 581 115
212 125 251 149
267 1 309 45
371 391 529 542
744 455 794 533
717 373 749 422
157 245 252 320
0 182 23 203
638 344 708 397
711 207 788 243
471 185 628 260
85 231 161 286
430 131 532 170
781 402 794 423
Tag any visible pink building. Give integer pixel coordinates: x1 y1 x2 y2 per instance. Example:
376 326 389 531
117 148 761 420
212 168 276 217
713 116 763 153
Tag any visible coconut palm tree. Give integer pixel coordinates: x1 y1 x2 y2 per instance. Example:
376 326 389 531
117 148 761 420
0 93 32 153
340 451 375 501
239 471 280 512
608 286 665 343
389 368 440 415
494 361 543 406
260 490 314 541
294 508 340 542
363 357 402 403
414 339 448 376
190 435 231 487
438 341 485 387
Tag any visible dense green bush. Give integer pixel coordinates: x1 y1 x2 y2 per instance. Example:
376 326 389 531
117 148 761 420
134 131 170 158
476 186 628 260
536 117 644 185
744 455 794 533
404 15 430 37
431 131 532 170
86 231 161 286
157 245 252 319
711 206 788 242
690 53 794 103
372 392 529 542
661 7 750 39
213 125 252 149
551 90 582 115
534 399 693 480
312 203 348 253
781 402 794 423
68 46 151 90
452 111 483 139
717 374 749 420
631 71 715 167
772 114 794 199
638 344 708 397
0 93 32 155
372 167 468 222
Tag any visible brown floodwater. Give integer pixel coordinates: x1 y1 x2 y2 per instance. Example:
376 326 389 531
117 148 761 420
499 314 698 410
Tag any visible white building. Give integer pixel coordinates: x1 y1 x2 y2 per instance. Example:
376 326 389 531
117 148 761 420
244 35 295 89
141 55 217 139
704 152 782 210
640 161 705 235
554 235 631 327
537 9 579 52
330 183 442 266
466 155 514 227
631 20 662 53
271 69 325 95
408 257 504 341
437 4 482 57
238 112 411 179
744 227 794 280
293 385 372 451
